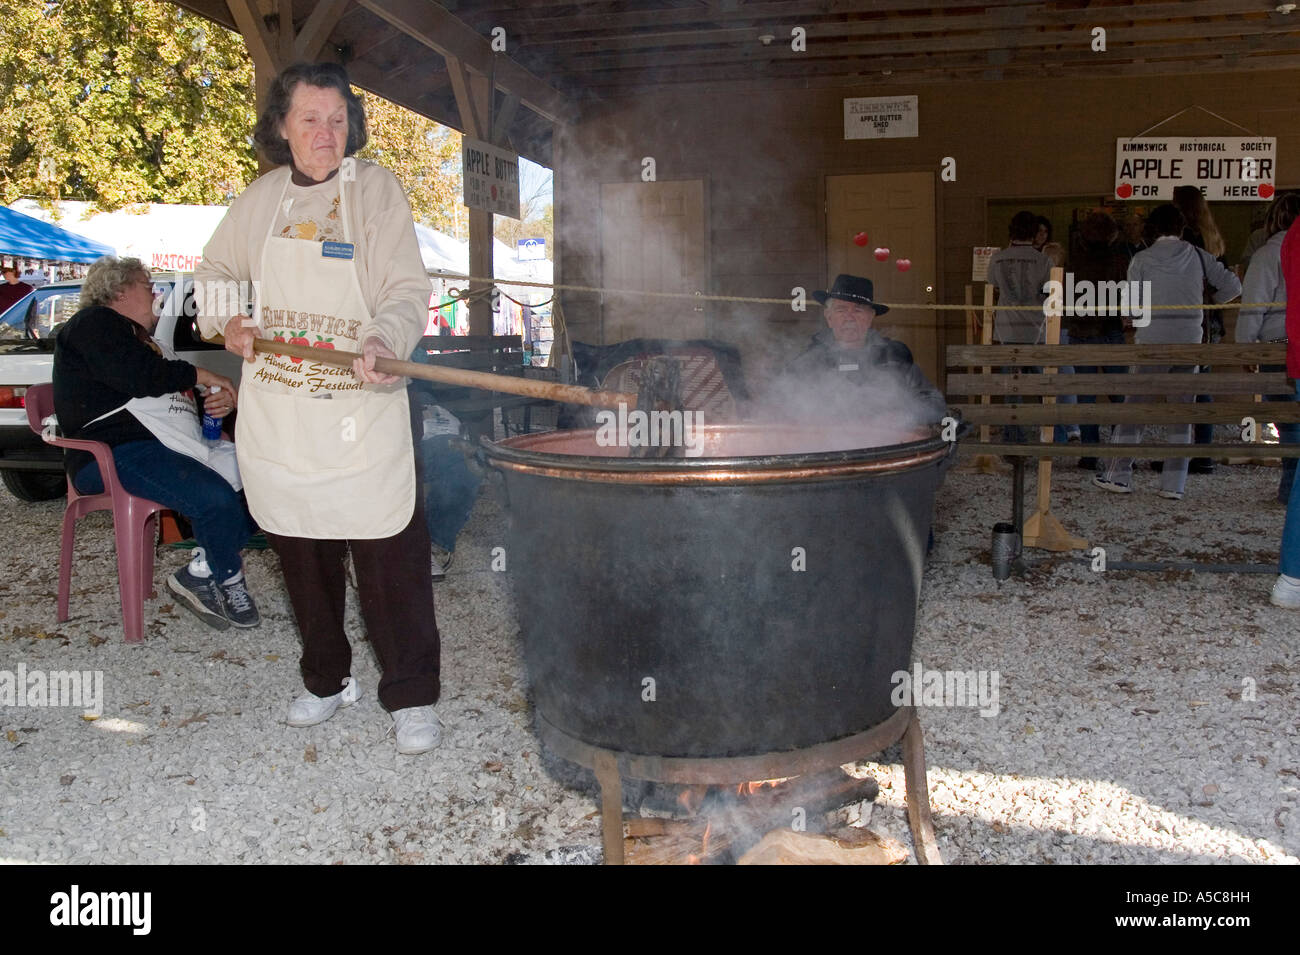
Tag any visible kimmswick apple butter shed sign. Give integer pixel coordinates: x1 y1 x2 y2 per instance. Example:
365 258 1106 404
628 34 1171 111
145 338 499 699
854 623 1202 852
1114 137 1277 201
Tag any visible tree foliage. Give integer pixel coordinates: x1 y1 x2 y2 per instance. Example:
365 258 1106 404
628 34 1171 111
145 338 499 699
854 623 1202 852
356 92 461 233
0 0 258 208
0 0 550 250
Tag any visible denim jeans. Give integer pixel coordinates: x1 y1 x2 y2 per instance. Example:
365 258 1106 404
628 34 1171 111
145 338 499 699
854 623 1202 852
1260 365 1299 502
73 439 253 582
1280 380 1300 578
1068 328 1126 445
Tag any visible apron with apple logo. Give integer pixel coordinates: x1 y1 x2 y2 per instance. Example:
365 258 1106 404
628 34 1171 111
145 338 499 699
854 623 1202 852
234 158 415 539
85 337 242 491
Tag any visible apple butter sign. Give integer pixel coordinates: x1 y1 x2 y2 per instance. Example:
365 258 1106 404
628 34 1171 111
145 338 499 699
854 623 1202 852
844 96 919 140
462 137 521 219
1114 137 1277 201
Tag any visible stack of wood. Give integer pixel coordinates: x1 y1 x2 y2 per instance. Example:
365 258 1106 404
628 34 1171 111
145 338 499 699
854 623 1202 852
622 768 907 865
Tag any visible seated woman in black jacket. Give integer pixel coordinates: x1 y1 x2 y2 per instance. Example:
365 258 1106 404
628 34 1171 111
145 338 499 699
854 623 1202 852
52 256 258 631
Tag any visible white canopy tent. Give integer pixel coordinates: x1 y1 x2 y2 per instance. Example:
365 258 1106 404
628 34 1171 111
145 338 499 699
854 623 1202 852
8 199 227 272
414 223 552 290
10 200 553 341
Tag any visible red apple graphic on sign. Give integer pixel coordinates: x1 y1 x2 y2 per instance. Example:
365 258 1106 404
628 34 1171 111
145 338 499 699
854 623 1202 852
1116 183 1134 199
272 334 286 358
874 247 890 261
1259 183 1275 199
896 258 912 272
853 231 869 247
288 330 309 364
313 336 335 350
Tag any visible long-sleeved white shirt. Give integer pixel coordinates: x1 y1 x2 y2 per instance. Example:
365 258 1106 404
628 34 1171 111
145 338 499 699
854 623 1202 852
1236 230 1287 343
195 159 431 360
1128 236 1241 344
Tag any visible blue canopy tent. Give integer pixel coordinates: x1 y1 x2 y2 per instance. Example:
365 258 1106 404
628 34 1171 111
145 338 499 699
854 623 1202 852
0 205 115 263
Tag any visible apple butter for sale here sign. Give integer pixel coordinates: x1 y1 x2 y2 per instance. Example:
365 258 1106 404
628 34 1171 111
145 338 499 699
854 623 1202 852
462 137 521 219
1114 137 1277 201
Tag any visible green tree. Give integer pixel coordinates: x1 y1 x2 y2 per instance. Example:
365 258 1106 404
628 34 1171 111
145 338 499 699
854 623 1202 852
0 0 464 227
357 93 461 232
0 0 258 208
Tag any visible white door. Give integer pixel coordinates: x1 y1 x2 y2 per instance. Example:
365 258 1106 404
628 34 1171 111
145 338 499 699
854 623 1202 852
600 180 708 343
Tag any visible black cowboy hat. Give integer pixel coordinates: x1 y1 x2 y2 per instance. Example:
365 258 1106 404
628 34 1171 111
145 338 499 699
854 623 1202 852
812 274 889 315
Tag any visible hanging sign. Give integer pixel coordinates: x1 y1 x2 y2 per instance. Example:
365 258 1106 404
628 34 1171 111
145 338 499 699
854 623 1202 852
517 238 546 261
1114 137 1276 201
971 247 999 283
844 96 919 140
462 138 521 219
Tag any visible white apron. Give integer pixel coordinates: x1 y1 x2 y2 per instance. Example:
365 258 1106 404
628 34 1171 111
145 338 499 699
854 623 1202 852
86 339 242 491
234 159 415 539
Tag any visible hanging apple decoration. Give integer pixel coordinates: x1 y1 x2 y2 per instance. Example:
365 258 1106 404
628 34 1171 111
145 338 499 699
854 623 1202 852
896 258 912 272
853 231 870 247
873 247 890 261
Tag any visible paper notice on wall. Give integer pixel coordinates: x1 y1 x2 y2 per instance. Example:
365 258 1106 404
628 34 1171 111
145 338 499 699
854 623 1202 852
462 138 521 219
844 96 919 140
971 247 999 283
1114 137 1277 201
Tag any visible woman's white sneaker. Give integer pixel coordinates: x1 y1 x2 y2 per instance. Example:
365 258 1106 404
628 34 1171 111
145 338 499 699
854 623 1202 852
286 676 361 727
1270 574 1300 609
391 705 441 755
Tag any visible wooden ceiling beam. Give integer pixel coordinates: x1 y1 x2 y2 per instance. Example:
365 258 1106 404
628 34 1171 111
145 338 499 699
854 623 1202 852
456 0 1046 33
353 0 573 122
514 0 1278 54
293 0 352 60
347 23 405 61
548 16 1294 72
565 51 1300 99
558 35 1300 91
225 0 280 71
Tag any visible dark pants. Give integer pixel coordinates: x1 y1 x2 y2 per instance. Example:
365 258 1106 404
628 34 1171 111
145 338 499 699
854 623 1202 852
74 439 252 583
998 363 1076 445
266 501 442 712
1193 395 1215 447
265 388 441 712
1068 328 1126 445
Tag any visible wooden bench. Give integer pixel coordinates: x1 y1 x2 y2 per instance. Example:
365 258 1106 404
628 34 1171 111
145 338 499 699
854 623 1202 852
410 334 553 438
947 336 1300 555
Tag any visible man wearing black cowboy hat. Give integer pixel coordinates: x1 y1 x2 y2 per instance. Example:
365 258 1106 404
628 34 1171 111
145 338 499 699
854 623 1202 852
785 273 946 421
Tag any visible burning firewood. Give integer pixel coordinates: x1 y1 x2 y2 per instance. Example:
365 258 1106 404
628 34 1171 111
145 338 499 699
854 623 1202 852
736 827 908 866
623 819 732 865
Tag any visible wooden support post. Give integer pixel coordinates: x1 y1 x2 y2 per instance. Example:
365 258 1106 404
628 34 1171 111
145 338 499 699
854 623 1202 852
1022 266 1089 553
961 283 1010 474
447 56 496 340
228 0 287 176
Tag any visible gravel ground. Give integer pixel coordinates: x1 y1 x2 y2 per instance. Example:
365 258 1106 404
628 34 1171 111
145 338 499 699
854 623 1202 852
0 456 1296 865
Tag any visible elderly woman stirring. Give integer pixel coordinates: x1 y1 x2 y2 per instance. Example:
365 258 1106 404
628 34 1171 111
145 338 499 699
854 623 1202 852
195 63 441 754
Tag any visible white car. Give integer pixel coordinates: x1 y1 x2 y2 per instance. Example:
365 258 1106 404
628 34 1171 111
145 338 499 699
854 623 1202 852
0 276 244 501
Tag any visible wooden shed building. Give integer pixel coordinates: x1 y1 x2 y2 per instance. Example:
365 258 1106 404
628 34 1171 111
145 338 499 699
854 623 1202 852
175 0 1300 386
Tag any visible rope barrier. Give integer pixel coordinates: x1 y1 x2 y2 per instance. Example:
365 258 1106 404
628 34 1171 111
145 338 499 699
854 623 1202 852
428 272 1284 312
